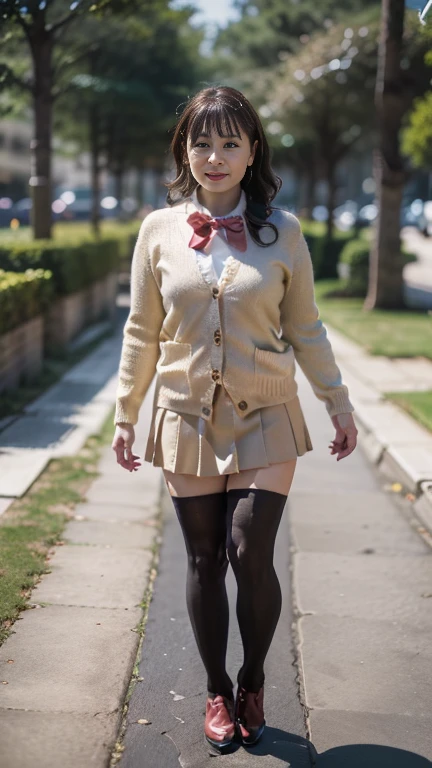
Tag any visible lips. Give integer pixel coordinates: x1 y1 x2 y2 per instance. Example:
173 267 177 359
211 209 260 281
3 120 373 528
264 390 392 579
206 173 228 180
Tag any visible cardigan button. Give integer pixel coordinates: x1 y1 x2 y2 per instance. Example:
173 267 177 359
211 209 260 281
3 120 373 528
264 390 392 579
202 406 211 416
238 400 248 411
212 287 219 298
211 369 220 381
214 329 221 344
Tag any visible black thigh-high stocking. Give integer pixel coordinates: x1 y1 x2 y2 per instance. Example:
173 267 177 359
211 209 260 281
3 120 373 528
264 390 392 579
171 492 233 700
226 488 287 693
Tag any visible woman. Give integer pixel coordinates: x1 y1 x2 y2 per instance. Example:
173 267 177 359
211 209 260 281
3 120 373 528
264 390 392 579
112 86 357 752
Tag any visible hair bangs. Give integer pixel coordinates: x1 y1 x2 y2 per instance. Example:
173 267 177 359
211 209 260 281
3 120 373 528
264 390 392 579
189 102 248 145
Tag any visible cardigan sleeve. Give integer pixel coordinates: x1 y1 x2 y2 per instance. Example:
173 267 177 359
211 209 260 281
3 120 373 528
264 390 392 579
114 214 165 426
279 224 355 418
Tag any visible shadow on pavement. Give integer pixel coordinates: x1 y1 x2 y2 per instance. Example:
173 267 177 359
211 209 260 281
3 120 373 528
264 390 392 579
235 732 431 767
238 727 315 764
311 742 431 766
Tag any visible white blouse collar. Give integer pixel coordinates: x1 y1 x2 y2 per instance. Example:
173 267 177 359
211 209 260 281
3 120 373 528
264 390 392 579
191 186 247 219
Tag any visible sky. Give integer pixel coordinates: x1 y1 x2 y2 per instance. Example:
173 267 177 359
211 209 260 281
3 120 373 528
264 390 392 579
174 0 240 29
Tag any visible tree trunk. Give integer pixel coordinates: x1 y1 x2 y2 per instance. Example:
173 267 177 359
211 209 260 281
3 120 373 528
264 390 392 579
304 163 316 219
325 161 337 242
89 102 101 238
29 31 53 240
364 0 406 310
114 168 123 211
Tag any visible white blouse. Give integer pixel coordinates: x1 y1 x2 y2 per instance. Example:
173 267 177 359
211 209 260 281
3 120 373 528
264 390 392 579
190 187 247 287
189 187 248 469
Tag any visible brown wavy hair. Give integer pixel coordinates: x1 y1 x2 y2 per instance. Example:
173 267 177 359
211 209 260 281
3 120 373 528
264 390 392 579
165 86 282 247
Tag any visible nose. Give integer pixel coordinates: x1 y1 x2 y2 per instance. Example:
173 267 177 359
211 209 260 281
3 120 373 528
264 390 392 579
208 149 224 165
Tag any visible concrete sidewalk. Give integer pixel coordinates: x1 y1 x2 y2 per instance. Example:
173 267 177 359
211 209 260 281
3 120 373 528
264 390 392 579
290 369 432 763
1 362 431 766
0 320 125 511
0 380 163 768
326 323 432 537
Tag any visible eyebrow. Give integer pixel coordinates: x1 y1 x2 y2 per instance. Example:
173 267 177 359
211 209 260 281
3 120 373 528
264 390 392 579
197 132 242 139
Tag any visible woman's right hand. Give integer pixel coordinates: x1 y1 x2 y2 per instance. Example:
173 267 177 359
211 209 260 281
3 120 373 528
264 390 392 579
112 423 142 472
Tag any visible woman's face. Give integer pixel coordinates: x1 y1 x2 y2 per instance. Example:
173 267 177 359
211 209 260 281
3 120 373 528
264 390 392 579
186 126 258 194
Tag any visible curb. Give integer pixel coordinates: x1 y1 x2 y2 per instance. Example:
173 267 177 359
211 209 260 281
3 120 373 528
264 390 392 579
353 403 432 535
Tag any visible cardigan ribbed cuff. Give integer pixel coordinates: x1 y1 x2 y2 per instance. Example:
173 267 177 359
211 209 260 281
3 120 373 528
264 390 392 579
324 387 355 418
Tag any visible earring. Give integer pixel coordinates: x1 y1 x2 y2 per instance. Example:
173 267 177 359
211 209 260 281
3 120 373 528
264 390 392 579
243 166 253 186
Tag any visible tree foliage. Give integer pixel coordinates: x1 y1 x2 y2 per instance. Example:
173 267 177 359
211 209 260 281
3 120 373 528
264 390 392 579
0 0 205 237
213 0 381 72
402 91 432 169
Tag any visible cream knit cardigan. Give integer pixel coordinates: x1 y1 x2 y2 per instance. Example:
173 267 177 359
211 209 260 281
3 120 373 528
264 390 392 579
114 198 354 426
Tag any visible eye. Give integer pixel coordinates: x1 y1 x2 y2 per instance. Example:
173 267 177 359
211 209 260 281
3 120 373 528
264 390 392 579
194 142 208 148
225 142 239 148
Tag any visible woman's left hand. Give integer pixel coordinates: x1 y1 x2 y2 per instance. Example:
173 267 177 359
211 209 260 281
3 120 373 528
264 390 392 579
329 412 358 461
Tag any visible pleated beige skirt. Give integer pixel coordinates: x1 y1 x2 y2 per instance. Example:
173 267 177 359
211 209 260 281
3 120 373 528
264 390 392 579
144 383 313 477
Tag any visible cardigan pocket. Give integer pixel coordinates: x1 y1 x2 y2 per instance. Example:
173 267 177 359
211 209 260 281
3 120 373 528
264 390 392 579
254 345 294 398
156 340 192 398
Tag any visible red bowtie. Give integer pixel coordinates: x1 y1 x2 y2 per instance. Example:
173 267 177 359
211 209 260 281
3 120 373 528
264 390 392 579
187 211 247 253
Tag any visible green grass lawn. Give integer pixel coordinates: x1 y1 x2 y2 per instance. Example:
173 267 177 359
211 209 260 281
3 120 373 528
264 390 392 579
315 280 432 359
315 279 432 432
384 391 432 433
0 408 115 646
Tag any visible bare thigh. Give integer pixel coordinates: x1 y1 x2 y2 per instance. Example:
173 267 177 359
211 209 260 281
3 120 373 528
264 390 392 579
163 469 228 497
163 459 297 498
226 459 297 495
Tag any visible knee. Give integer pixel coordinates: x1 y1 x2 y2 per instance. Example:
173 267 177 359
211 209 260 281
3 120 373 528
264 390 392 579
187 548 228 582
227 543 269 585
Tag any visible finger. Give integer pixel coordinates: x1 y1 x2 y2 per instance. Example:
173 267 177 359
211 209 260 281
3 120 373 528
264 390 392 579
336 442 356 460
331 437 347 453
337 431 357 457
115 447 140 469
118 457 141 471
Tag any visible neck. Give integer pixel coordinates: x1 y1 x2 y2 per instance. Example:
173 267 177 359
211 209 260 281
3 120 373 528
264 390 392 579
196 184 243 217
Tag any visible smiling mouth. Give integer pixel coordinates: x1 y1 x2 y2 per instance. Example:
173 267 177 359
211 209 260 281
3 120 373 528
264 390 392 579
206 173 228 179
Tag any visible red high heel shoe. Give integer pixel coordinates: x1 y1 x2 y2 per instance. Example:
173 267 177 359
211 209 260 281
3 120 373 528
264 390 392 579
204 694 235 749
235 684 266 745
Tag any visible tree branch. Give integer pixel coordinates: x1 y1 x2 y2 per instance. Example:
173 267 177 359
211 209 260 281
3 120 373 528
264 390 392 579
49 2 88 34
0 63 33 94
11 7 33 43
52 81 81 101
52 48 93 81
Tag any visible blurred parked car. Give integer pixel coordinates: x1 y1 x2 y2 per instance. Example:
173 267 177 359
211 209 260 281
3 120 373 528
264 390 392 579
9 197 33 226
354 199 431 233
0 197 14 227
0 188 140 228
54 188 121 221
333 200 359 230
414 199 432 236
53 187 139 221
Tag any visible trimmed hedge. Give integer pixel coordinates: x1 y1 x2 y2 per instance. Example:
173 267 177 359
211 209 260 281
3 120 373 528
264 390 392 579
339 239 418 296
300 220 354 280
0 269 54 334
0 239 119 296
